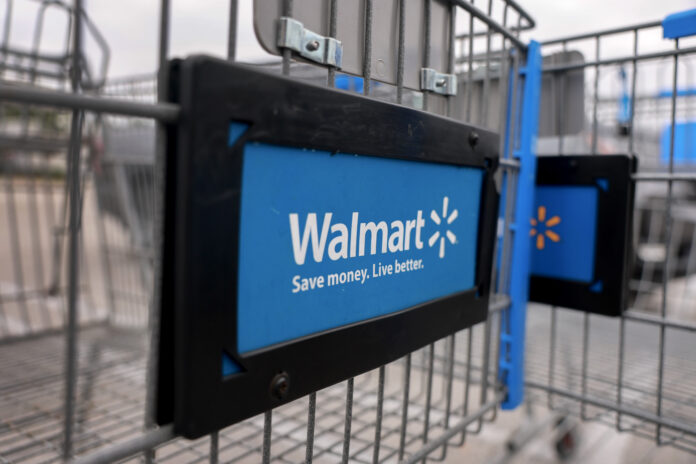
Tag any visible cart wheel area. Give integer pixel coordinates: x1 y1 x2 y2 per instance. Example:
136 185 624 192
554 416 581 460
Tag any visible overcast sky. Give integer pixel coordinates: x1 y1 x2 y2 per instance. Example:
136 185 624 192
4 0 695 81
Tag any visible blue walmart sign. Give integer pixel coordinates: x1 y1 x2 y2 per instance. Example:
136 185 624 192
234 125 484 353
530 185 599 284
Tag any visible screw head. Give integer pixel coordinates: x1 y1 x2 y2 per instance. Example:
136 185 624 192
469 131 479 147
270 372 290 400
305 40 320 52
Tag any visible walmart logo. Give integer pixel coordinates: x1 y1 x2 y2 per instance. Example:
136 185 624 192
288 197 460 265
428 197 458 258
530 206 561 250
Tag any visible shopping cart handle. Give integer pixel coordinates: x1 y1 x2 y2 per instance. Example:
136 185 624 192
663 8 696 39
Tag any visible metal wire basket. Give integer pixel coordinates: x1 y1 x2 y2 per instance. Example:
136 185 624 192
525 18 696 456
1 0 695 463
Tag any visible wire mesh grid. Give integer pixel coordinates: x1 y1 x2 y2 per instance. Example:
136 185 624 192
4 0 696 462
524 20 696 454
0 0 115 340
91 76 158 329
0 0 536 462
0 322 507 463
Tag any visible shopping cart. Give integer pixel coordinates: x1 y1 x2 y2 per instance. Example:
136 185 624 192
524 13 696 457
0 0 695 463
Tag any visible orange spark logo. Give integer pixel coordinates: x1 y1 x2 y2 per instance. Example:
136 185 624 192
530 206 561 250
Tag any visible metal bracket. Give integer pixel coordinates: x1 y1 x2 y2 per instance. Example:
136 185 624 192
420 68 457 96
277 17 342 68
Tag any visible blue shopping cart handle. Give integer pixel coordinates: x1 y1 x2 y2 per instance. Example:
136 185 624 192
663 8 696 39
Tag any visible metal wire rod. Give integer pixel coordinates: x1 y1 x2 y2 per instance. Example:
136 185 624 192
0 84 180 120
372 366 385 464
627 29 639 155
452 0 535 34
362 0 373 96
455 23 533 41
401 393 505 464
262 410 272 464
305 392 316 463
489 295 511 313
281 0 293 75
143 4 172 462
656 38 680 444
422 0 431 112
433 335 456 461
397 354 411 461
62 0 84 457
499 158 520 170
480 0 493 126
227 0 238 60
0 45 65 62
326 0 337 87
158 0 170 67
526 382 696 437
494 0 535 28
542 20 661 45
69 424 175 464
624 310 696 332
0 64 66 79
590 35 600 155
543 46 696 73
0 0 12 63
583 22 599 415
446 2 458 120
632 173 696 182
421 343 435 463
341 378 354 464
449 0 527 51
461 9 474 120
210 431 219 464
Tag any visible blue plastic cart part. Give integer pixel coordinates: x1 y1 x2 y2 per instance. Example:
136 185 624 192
657 88 696 99
500 40 542 410
663 8 696 39
237 143 483 354
617 68 631 125
530 186 599 283
335 74 364 93
661 121 696 165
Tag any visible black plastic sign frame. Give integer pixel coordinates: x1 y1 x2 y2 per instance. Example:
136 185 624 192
529 155 637 316
156 56 500 438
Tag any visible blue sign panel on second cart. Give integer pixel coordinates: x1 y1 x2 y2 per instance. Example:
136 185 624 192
530 186 598 283
661 121 696 165
528 155 636 317
237 131 484 353
158 57 499 438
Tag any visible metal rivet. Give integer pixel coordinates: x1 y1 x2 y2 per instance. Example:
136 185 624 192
305 40 320 52
436 78 447 87
469 131 479 147
270 372 290 400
